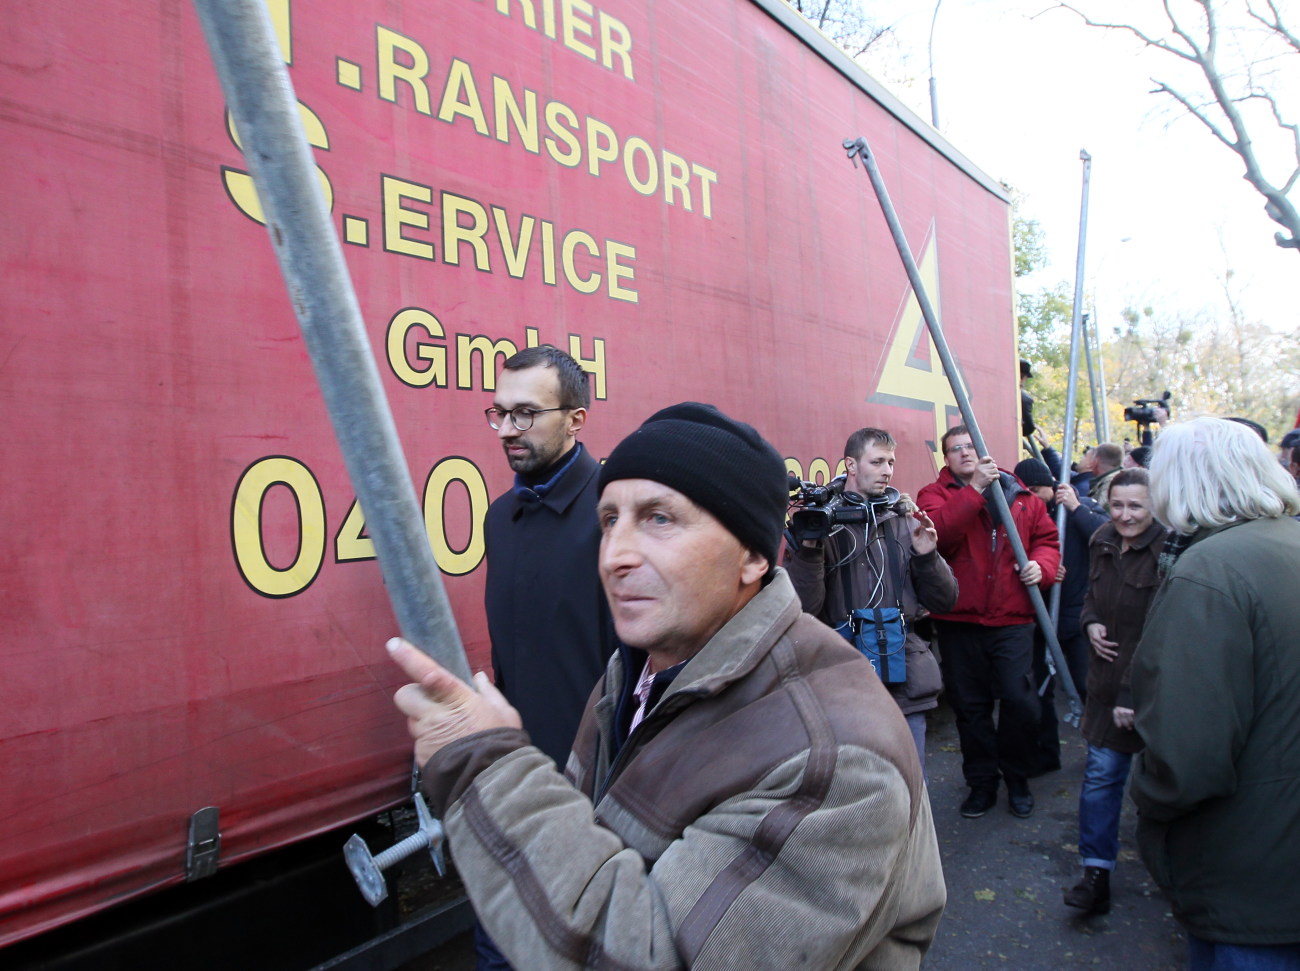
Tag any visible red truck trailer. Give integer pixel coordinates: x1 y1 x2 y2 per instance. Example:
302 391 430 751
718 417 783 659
1 0 1016 965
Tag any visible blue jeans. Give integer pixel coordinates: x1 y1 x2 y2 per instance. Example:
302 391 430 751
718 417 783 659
906 711 927 778
1078 743 1132 868
474 920 515 971
1187 934 1300 970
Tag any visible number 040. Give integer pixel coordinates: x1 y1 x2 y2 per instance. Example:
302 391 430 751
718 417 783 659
230 455 488 597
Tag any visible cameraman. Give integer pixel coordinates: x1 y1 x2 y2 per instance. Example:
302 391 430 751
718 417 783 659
786 427 957 771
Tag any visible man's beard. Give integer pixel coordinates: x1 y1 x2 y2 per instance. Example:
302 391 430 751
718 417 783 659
505 438 561 475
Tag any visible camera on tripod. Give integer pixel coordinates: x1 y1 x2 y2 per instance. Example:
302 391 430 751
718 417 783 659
1123 390 1171 426
787 474 871 542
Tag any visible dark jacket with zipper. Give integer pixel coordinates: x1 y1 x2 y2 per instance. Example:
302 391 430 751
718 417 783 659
1077 519 1167 753
786 509 958 714
1131 516 1300 945
1040 447 1111 636
484 443 616 766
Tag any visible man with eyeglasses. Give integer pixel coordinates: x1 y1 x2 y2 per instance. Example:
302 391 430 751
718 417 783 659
917 425 1060 821
477 345 616 970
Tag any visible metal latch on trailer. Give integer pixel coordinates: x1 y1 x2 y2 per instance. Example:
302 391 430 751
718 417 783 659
186 806 222 881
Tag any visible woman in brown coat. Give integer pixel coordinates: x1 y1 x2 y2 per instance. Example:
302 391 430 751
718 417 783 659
1064 468 1167 915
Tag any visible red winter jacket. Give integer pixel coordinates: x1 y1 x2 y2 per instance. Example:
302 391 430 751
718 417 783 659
916 467 1060 627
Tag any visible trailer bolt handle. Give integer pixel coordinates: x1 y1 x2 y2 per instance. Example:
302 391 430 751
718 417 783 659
343 793 446 907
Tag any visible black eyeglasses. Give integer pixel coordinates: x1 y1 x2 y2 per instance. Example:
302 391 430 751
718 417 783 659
484 406 570 431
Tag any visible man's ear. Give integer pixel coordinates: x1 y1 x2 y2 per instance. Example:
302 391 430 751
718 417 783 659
566 407 588 437
740 548 769 587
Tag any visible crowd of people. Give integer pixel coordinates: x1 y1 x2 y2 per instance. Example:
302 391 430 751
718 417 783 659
382 345 1300 970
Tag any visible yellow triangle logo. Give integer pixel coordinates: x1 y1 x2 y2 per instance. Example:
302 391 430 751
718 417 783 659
867 224 966 472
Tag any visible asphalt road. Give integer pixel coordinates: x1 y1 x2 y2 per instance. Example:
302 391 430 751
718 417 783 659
921 700 1184 969
404 698 1187 970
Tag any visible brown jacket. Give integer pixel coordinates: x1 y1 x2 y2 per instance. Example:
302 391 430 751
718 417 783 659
422 570 946 969
1078 520 1167 752
786 510 957 714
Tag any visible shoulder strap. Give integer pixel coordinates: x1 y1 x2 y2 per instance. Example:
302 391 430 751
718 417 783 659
838 543 856 616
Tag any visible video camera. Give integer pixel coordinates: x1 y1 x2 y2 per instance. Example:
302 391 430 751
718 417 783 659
1123 391 1171 427
788 474 902 542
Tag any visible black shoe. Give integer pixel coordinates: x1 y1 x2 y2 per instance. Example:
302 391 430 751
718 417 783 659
1064 866 1111 914
960 788 998 818
1006 778 1034 818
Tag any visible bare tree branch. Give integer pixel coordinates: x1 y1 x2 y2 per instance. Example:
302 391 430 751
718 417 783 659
1055 2 1198 61
1056 0 1300 252
1151 80 1236 148
785 0 893 61
1247 0 1300 55
1253 88 1300 193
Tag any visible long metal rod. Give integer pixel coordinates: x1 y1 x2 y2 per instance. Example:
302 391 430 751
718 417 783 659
1050 151 1092 638
1094 313 1112 442
844 136 1081 723
192 0 471 682
927 0 944 129
1082 313 1103 444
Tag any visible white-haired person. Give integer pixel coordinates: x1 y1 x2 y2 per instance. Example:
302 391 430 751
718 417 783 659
1130 417 1300 969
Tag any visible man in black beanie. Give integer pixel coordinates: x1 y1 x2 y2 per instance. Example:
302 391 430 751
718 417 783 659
386 402 946 970
1013 457 1107 776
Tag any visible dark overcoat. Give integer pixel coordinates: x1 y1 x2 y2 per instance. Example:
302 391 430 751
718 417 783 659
484 444 616 765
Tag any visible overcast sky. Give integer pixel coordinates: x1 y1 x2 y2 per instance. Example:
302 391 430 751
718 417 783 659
862 0 1296 338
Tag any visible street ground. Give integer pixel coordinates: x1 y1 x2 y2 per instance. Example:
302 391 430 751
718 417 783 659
401 697 1186 970
921 699 1183 969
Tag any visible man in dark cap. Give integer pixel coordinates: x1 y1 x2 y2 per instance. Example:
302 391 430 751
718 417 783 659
1020 359 1037 440
1280 428 1300 486
387 403 946 970
1013 457 1107 775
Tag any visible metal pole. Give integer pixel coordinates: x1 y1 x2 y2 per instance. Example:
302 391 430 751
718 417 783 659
192 0 471 682
1095 313 1112 442
1082 313 1104 445
927 0 944 129
1049 151 1092 644
844 136 1081 723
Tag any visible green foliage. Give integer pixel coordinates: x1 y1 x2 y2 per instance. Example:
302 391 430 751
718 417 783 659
1014 190 1095 450
1014 214 1048 279
1017 283 1072 367
1104 303 1300 443
1012 166 1300 455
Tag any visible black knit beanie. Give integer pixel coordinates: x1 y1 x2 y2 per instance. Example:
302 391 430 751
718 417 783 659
1013 458 1055 489
598 402 788 564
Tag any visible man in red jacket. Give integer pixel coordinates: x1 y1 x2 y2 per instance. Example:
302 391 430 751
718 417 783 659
917 425 1060 819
